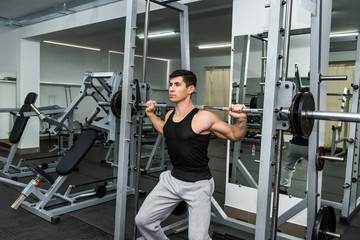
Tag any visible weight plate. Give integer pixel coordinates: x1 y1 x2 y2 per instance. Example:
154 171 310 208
110 90 122 118
95 185 107 198
289 92 303 136
297 92 315 138
26 163 55 184
312 206 336 240
316 146 326 171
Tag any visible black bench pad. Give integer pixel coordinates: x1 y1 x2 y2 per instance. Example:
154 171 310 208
9 92 38 144
56 129 98 176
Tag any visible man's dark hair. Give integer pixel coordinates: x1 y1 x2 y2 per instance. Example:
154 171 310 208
169 69 197 87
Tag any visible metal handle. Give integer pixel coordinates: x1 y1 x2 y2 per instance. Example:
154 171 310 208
319 155 344 162
86 107 101 124
325 231 341 238
30 103 41 116
11 194 27 210
319 75 347 82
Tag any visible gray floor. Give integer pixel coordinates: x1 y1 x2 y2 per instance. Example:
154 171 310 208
0 136 359 239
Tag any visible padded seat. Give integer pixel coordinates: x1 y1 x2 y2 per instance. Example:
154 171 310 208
56 129 98 176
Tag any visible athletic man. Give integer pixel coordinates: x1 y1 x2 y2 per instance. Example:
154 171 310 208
135 69 247 239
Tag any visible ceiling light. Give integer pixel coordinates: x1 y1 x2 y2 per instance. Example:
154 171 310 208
330 32 358 38
198 43 231 49
137 31 177 39
109 50 170 62
43 40 101 51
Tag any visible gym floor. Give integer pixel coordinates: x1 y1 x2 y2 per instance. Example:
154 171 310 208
0 136 359 240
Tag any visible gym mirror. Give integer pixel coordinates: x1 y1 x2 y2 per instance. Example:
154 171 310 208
227 33 311 200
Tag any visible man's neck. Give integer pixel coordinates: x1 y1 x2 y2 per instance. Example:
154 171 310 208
174 99 195 118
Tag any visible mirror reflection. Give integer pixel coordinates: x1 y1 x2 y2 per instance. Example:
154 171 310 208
228 33 311 199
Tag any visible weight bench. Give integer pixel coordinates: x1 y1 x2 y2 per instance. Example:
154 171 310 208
0 92 48 179
10 128 118 223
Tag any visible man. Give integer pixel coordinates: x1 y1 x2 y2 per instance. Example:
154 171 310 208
135 69 247 240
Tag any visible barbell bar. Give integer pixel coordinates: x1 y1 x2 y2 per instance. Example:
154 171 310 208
136 103 264 114
141 103 360 121
110 90 360 138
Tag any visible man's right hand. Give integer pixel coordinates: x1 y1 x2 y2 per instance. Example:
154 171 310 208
145 100 157 115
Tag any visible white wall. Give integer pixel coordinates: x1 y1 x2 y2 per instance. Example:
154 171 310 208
330 50 357 62
0 26 18 72
0 27 18 139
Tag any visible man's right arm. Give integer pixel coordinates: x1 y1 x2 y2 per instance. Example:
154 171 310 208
145 100 167 135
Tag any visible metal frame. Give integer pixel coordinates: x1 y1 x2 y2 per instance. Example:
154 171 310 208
0 71 128 223
321 33 360 222
0 106 65 179
341 34 360 221
116 0 345 239
114 1 190 239
218 1 331 239
330 88 351 157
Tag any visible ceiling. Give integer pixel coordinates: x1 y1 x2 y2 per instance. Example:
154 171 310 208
0 0 359 59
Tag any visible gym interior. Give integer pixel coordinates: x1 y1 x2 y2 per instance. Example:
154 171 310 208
1 0 360 239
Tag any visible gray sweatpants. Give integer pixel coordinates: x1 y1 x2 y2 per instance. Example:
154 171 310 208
135 170 214 240
280 142 308 189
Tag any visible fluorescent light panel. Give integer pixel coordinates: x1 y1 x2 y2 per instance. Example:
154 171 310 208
43 40 101 51
108 50 170 62
330 32 358 38
198 43 231 49
138 31 177 39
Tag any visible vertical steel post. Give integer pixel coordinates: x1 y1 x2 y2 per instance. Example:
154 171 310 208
307 0 324 238
255 0 285 238
342 34 360 219
271 1 292 238
231 35 250 183
114 0 138 239
179 5 190 69
133 0 151 239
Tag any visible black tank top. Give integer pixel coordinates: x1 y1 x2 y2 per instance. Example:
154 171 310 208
163 108 212 182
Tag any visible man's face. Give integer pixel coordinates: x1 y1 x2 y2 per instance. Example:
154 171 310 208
168 76 193 103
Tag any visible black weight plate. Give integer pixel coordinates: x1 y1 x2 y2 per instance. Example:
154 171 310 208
289 92 303 136
297 92 315 138
312 206 336 240
316 147 326 171
26 163 55 184
110 90 122 118
95 185 107 198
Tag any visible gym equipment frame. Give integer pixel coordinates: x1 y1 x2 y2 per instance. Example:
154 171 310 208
321 34 360 223
113 0 360 239
0 70 140 223
113 0 190 239
0 93 64 179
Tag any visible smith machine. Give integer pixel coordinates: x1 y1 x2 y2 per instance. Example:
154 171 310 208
113 0 190 239
112 0 360 240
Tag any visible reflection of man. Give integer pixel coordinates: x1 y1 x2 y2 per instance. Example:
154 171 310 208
280 135 308 194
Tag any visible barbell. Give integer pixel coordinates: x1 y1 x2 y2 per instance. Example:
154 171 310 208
110 90 360 139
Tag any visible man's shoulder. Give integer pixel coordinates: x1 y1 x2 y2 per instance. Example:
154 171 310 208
195 109 218 122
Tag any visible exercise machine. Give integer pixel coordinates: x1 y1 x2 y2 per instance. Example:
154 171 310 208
0 92 63 179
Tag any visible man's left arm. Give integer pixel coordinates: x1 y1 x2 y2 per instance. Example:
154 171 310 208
209 104 247 141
